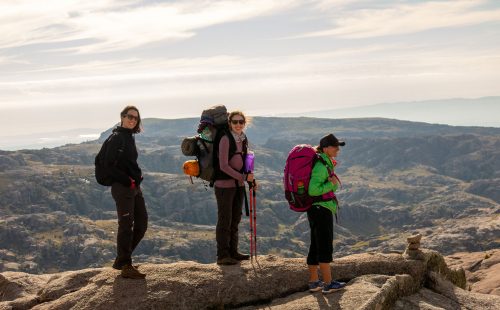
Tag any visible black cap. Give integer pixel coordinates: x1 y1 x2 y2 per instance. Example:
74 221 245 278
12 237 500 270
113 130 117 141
319 133 345 148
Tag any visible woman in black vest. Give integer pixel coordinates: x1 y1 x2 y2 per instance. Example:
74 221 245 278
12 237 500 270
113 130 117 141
105 105 148 278
214 111 254 265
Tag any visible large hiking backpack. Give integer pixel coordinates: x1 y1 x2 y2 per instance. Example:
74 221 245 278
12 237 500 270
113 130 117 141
181 105 229 184
283 144 336 212
94 132 125 186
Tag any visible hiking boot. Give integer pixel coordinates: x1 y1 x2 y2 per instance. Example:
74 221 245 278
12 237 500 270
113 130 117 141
308 280 324 292
216 257 239 265
121 264 146 279
112 263 140 270
231 252 250 261
322 280 346 294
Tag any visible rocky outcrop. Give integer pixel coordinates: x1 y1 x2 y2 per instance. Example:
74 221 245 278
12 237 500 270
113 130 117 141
240 274 416 310
394 271 500 310
1 249 498 310
445 250 500 296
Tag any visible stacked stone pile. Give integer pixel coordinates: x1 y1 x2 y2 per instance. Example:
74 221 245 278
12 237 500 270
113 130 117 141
404 233 425 260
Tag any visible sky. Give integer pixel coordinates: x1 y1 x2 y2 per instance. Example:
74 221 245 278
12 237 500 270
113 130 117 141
1 0 500 144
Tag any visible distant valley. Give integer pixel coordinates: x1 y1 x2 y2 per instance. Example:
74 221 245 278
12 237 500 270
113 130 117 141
0 117 499 274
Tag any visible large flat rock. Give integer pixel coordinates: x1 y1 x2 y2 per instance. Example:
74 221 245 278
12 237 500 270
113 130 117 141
0 251 486 310
240 275 411 310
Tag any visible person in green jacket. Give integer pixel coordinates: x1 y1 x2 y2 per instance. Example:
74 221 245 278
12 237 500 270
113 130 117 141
307 133 347 294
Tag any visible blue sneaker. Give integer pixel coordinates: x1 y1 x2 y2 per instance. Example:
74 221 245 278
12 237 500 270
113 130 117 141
308 280 324 292
322 280 346 294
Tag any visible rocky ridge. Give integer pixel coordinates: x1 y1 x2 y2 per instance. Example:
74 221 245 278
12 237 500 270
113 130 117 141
1 247 499 310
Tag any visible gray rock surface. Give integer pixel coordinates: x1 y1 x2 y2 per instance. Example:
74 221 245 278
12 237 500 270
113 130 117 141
242 275 411 310
2 250 497 310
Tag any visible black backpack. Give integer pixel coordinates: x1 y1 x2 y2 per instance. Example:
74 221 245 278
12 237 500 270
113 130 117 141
94 132 125 186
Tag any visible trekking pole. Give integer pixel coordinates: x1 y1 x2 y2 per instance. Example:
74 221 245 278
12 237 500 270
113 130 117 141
244 151 255 258
248 182 254 259
252 180 257 258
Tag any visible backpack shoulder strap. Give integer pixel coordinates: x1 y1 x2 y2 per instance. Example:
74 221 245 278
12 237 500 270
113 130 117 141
226 130 237 158
213 127 228 158
215 128 239 158
317 154 342 188
210 126 229 186
242 138 248 156
112 132 127 164
118 132 126 149
315 154 332 175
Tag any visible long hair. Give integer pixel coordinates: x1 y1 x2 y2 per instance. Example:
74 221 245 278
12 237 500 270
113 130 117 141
120 105 142 133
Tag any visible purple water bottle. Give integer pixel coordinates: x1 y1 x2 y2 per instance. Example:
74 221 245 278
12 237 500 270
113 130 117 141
245 151 255 173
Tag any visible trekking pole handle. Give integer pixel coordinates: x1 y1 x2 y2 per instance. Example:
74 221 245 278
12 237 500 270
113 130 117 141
245 171 255 182
247 179 257 189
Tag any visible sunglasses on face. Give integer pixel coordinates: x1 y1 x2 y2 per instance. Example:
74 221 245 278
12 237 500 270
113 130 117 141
230 119 245 125
124 114 139 122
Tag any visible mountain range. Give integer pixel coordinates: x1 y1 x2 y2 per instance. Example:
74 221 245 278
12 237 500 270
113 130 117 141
2 96 499 151
279 96 500 127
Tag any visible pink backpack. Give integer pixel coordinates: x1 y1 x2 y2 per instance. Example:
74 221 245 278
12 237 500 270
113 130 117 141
283 144 339 212
284 145 323 212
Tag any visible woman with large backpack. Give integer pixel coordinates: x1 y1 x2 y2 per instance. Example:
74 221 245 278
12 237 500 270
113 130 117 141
105 105 148 279
307 133 347 294
213 110 254 265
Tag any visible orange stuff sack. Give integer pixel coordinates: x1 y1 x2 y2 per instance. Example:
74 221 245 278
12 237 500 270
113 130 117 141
183 160 200 177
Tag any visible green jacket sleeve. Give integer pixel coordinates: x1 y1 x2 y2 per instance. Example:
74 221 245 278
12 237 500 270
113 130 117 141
308 161 335 196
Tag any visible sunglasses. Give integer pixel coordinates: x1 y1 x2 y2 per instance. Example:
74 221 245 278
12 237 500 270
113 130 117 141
230 119 245 125
124 114 139 121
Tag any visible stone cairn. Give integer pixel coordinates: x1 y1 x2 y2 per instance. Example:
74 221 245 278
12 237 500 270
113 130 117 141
403 233 424 260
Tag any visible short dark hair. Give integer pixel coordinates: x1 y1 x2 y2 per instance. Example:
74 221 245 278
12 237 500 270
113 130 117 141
120 105 142 133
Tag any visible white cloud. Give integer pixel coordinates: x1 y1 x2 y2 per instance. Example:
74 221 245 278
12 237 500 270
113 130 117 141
0 0 114 48
301 0 500 38
2 0 499 140
1 42 499 110
0 56 10 65
0 0 299 53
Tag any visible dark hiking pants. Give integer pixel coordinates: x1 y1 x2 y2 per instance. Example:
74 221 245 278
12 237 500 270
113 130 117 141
111 183 148 268
214 186 244 259
307 205 333 265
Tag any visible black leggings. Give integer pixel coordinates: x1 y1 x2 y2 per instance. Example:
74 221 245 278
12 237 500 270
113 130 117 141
307 205 333 265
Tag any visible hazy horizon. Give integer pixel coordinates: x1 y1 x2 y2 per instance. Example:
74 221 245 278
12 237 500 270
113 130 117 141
2 96 499 150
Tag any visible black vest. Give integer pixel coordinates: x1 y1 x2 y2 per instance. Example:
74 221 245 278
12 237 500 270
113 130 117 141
212 129 248 182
